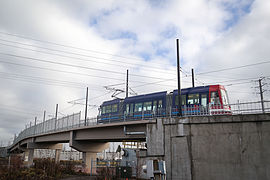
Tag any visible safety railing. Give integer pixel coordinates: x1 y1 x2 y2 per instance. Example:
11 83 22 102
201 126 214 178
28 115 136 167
13 112 82 145
229 100 270 114
11 100 270 147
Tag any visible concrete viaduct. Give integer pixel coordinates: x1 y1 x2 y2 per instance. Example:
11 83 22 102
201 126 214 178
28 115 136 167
8 120 149 173
7 113 270 180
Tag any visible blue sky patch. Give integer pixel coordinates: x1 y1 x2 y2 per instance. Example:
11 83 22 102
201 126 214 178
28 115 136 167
155 48 170 57
161 25 178 39
222 0 254 30
148 0 170 8
139 52 151 61
89 7 119 27
109 31 138 41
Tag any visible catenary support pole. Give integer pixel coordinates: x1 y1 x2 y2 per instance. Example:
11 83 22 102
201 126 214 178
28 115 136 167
85 87 88 126
192 68 195 88
259 78 265 113
126 69 129 98
55 104 58 130
34 117 37 134
43 110 46 133
176 39 182 116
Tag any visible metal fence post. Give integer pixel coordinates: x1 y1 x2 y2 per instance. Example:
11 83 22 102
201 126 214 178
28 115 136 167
72 113 74 128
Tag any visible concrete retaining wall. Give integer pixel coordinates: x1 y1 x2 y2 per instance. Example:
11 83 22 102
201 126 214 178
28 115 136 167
145 114 270 180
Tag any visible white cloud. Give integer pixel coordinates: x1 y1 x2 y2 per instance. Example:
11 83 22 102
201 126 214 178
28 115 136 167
0 0 269 143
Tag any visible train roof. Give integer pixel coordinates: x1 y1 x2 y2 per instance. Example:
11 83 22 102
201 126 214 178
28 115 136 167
101 98 121 106
173 85 210 95
100 91 167 106
124 91 167 103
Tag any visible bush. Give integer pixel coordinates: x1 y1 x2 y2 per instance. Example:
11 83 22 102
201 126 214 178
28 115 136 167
0 157 84 180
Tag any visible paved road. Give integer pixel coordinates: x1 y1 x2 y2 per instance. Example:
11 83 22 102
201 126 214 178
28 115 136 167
61 175 97 180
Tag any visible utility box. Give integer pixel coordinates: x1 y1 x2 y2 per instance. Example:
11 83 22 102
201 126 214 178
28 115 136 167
120 148 137 177
116 166 132 178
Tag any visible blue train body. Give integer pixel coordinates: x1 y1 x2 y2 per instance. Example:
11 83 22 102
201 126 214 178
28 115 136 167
97 85 230 123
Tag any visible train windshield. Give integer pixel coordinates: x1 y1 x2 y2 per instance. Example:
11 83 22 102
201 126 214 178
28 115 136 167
210 91 220 105
220 89 229 105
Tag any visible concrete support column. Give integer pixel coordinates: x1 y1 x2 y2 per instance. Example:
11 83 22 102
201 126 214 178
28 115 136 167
82 152 86 163
55 149 61 163
84 152 97 174
24 149 34 167
69 131 110 174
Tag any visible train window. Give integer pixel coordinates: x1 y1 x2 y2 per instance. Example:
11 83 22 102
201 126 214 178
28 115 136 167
126 104 129 114
210 91 220 105
102 106 106 114
143 102 152 111
112 104 118 113
158 100 163 108
153 101 157 111
201 94 207 107
105 105 111 113
130 104 134 113
220 89 229 105
175 95 186 106
188 94 199 105
135 103 143 112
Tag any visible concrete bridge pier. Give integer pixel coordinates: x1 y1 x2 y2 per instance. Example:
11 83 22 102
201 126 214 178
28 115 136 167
23 142 63 166
83 152 97 174
55 149 61 163
70 141 109 174
69 130 109 174
24 149 34 167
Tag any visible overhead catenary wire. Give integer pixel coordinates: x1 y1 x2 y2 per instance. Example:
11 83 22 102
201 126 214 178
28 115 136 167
224 81 254 86
0 71 96 87
0 106 41 116
0 59 199 89
204 75 270 85
1 32 269 82
0 59 180 87
0 31 173 66
0 52 175 81
196 61 270 75
0 40 176 75
0 72 102 90
0 104 54 115
0 70 177 91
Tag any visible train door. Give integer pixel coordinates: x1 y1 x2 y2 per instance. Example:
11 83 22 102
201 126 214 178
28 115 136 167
157 100 163 116
125 103 134 120
200 94 208 114
174 95 187 115
134 102 143 119
153 100 157 115
142 101 152 118
186 93 200 115
166 93 173 116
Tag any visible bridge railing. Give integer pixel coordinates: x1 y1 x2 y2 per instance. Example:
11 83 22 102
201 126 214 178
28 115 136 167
11 100 269 147
13 112 82 146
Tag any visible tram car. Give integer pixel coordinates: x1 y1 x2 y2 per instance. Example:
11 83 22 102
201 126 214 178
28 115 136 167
97 85 230 123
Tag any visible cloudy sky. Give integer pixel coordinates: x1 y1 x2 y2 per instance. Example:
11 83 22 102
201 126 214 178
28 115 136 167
0 0 270 145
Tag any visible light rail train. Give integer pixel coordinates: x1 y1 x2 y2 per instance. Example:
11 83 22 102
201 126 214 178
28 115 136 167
98 85 230 123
